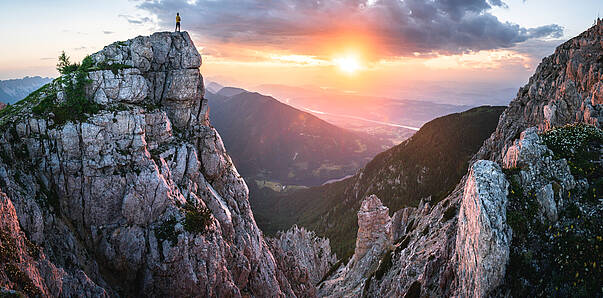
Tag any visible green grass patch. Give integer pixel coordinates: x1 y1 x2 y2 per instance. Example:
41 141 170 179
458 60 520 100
541 124 603 179
87 61 133 75
155 217 179 246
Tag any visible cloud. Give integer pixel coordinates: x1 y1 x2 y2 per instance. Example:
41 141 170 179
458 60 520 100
103 31 115 35
119 14 152 25
138 0 562 59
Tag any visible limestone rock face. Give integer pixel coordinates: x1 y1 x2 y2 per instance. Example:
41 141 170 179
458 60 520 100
0 32 298 297
267 225 337 297
318 195 393 297
503 127 576 221
478 21 602 162
87 32 207 129
0 188 108 297
454 160 511 297
353 195 392 263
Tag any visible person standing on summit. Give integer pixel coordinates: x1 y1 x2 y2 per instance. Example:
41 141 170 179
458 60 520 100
175 13 181 32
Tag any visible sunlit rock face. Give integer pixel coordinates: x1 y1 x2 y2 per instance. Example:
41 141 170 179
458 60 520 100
0 31 310 297
0 188 108 297
454 160 510 297
88 32 207 129
502 127 576 222
477 21 602 163
317 195 393 297
353 195 392 263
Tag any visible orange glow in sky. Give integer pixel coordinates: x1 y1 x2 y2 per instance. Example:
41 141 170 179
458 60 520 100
333 54 362 74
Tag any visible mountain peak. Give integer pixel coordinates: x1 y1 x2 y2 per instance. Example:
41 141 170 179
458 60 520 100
0 32 318 296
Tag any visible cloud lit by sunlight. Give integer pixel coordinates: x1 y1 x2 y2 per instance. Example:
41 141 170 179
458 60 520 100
269 54 329 66
422 50 533 70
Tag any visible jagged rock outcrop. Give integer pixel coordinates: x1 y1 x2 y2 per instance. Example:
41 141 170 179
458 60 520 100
318 195 393 297
266 225 337 297
0 32 309 297
353 195 392 263
0 188 108 297
477 20 602 162
454 160 510 297
502 127 576 221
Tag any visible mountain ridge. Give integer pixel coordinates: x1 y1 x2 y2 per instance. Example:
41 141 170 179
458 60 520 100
0 76 52 105
207 89 388 186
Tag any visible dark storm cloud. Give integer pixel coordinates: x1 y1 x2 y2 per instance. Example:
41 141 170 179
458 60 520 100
138 0 562 57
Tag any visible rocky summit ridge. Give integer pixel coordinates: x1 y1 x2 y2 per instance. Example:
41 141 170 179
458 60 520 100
0 31 334 297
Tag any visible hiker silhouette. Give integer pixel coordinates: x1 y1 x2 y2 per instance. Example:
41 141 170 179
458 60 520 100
175 13 181 32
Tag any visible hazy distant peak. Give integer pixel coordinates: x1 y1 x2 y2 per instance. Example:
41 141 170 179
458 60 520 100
217 86 247 97
0 76 53 104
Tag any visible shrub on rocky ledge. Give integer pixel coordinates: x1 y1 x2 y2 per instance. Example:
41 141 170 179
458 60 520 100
183 201 213 235
31 53 101 126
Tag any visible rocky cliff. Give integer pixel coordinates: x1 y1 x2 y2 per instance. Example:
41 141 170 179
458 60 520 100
318 20 602 297
266 225 337 297
0 32 321 297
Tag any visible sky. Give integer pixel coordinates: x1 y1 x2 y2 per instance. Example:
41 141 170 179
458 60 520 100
0 0 600 101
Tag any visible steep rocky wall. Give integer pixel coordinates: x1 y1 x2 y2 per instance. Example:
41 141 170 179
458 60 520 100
454 160 510 297
266 225 337 297
477 20 602 162
0 188 108 297
0 32 303 297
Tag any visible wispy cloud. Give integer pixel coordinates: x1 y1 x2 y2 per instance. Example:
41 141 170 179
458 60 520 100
118 14 152 25
103 31 115 35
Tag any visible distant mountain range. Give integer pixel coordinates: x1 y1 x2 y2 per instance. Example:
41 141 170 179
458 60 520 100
205 81 224 94
0 76 52 104
249 105 506 258
206 89 389 186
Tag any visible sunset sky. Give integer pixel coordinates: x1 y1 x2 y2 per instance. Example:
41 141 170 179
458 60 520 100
0 0 600 100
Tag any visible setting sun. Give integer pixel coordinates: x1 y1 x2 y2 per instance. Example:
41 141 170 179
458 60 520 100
334 55 361 74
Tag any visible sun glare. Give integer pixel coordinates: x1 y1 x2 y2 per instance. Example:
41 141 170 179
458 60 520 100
334 55 361 74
